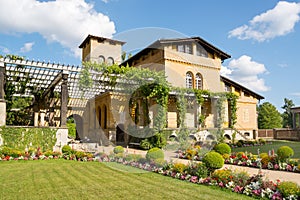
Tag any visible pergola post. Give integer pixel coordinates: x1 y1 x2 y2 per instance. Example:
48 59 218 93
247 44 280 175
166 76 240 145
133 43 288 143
0 61 6 126
60 71 68 127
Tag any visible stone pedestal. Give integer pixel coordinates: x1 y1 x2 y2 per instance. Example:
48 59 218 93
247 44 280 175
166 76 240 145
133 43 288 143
0 101 6 126
40 110 46 126
53 128 68 152
34 112 39 126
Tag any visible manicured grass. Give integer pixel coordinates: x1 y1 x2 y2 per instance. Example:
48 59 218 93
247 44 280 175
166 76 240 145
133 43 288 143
0 160 254 200
232 140 300 159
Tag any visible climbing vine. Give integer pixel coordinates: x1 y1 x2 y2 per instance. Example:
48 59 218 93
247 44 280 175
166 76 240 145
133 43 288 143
79 62 238 146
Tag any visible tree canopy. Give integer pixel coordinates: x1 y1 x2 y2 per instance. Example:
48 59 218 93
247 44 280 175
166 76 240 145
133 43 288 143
281 98 294 128
258 102 282 129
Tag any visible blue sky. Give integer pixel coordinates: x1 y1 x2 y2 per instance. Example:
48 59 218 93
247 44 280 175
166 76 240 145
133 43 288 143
0 0 300 111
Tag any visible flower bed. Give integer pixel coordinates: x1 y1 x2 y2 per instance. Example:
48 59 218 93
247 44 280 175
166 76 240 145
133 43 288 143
178 144 300 174
224 152 300 173
1 146 300 199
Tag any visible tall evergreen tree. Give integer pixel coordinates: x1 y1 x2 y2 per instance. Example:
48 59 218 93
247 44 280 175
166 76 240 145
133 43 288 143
281 98 294 128
258 102 282 129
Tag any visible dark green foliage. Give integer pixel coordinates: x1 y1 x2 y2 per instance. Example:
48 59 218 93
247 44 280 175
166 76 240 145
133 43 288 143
281 98 295 128
277 146 294 162
277 181 300 198
202 151 224 171
258 102 282 129
140 132 167 150
113 146 124 154
213 143 231 155
146 147 164 161
62 145 72 154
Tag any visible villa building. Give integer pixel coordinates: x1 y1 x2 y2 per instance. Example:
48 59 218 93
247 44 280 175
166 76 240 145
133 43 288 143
78 35 264 145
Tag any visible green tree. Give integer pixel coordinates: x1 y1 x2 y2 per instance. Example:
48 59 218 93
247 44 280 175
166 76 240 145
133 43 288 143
258 102 282 129
281 98 294 128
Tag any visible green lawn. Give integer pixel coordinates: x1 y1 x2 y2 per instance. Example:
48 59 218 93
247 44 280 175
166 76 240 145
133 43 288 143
0 160 254 200
232 140 300 158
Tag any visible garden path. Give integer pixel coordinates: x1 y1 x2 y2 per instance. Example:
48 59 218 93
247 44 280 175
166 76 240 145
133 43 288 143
99 146 300 185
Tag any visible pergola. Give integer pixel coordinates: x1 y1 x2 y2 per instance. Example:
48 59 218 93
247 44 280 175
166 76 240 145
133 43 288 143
0 57 106 127
291 106 300 129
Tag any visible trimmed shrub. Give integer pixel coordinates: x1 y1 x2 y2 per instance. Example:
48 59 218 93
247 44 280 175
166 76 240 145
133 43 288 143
277 146 294 162
146 147 164 161
202 151 224 171
222 153 230 160
62 145 72 154
113 146 124 154
213 143 231 155
277 181 300 198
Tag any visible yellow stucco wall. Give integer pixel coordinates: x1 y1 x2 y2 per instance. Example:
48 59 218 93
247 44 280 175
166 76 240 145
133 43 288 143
82 38 123 64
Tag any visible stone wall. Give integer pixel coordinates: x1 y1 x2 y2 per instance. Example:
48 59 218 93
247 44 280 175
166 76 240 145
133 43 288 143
258 128 300 141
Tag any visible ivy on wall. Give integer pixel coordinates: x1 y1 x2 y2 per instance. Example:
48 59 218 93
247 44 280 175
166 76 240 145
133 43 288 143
79 62 239 145
0 127 57 151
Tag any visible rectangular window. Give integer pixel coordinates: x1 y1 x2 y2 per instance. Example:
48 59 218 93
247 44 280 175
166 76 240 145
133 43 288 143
185 44 193 54
177 44 184 52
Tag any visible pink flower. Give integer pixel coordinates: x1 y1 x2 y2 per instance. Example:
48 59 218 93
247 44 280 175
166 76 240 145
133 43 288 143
218 182 224 188
190 176 198 183
233 185 243 193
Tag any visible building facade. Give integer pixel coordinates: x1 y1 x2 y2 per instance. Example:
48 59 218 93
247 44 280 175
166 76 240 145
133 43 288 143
79 35 264 144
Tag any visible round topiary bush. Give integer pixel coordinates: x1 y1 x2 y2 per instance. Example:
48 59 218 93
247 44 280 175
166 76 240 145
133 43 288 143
202 151 224 171
113 146 124 154
146 147 164 161
62 145 72 154
277 181 300 198
213 143 231 155
277 146 294 162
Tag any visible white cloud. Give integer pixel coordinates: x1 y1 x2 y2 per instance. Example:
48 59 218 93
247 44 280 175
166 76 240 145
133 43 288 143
0 0 116 57
0 46 10 54
228 1 300 42
290 92 300 98
20 42 35 53
221 55 270 92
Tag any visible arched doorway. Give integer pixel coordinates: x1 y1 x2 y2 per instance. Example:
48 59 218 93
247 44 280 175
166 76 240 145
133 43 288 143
116 123 125 145
67 114 83 140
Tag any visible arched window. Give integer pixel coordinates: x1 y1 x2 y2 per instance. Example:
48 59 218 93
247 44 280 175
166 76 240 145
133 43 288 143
195 73 203 89
107 57 114 65
98 55 105 64
186 72 193 88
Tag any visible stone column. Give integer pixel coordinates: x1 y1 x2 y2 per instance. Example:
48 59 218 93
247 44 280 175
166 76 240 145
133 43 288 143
34 112 39 126
60 71 68 127
0 61 6 126
40 110 46 126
